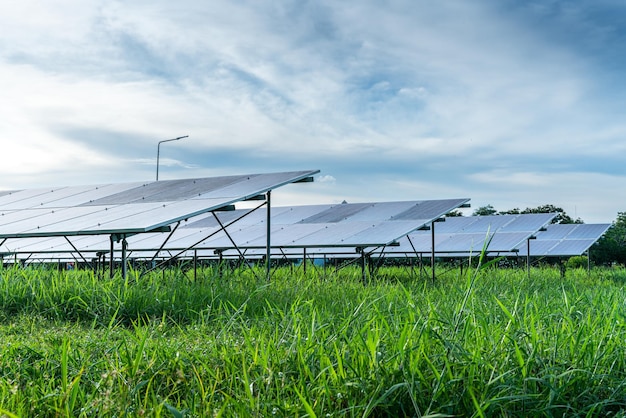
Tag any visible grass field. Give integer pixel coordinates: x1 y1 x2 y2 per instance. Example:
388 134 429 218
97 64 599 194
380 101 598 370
1 261 626 417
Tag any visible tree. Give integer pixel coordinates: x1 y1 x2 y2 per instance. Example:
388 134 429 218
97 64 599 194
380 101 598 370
592 212 626 266
471 203 581 224
521 204 575 224
499 208 521 215
472 204 497 216
445 210 464 217
520 204 582 224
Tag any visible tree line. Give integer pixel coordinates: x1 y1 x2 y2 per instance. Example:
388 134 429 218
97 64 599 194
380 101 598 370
469 203 583 224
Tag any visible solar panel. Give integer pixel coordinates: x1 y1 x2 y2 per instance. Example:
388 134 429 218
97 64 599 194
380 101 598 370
142 199 468 251
514 223 611 256
378 213 557 255
298 203 373 223
497 213 556 233
392 200 468 220
82 177 243 205
0 170 319 238
166 199 469 250
566 223 611 239
0 183 144 209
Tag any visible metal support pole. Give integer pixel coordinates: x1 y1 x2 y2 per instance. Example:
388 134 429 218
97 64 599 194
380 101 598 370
194 249 198 282
360 248 367 284
218 250 223 278
266 190 271 281
303 247 307 275
98 252 105 279
527 238 531 280
431 221 436 283
122 237 128 280
109 235 115 279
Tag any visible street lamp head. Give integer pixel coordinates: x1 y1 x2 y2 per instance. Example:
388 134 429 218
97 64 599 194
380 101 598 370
156 135 189 181
158 135 188 146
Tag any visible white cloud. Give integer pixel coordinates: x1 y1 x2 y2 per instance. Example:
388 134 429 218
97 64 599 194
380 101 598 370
316 175 336 184
0 0 624 223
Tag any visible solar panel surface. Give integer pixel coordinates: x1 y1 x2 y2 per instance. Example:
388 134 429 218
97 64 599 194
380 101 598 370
375 213 558 255
177 199 470 250
0 170 319 238
514 223 611 256
0 198 469 257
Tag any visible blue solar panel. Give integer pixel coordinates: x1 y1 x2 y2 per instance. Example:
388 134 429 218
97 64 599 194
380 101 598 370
0 170 319 238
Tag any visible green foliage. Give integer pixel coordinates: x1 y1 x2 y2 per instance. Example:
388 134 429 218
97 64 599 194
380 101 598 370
592 212 626 266
0 265 626 416
472 203 582 224
472 204 497 216
566 255 588 269
519 204 583 224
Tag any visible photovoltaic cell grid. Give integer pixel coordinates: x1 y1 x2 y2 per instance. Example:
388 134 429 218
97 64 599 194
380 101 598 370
513 223 611 256
0 170 319 238
369 213 558 257
321 216 610 259
0 200 609 261
171 198 471 250
0 199 470 257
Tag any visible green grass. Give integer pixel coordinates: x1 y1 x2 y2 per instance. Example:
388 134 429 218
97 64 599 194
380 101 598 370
0 263 626 416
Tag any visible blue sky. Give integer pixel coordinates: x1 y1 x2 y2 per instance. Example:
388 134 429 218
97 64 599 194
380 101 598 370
0 0 625 223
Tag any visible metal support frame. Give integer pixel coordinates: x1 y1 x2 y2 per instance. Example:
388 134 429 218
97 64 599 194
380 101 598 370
431 221 436 283
211 212 260 280
63 236 95 271
406 235 425 279
140 199 267 278
216 249 224 278
21 253 31 266
357 247 367 284
148 221 181 266
95 251 106 279
122 237 128 279
107 234 130 280
526 236 536 279
266 190 271 280
370 245 389 277
109 235 114 279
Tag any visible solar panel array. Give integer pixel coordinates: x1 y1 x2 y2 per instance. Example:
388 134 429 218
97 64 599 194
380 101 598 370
0 199 470 258
0 171 610 265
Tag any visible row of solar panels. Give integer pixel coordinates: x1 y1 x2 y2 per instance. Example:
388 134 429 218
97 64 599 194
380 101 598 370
0 177 610 262
0 171 319 237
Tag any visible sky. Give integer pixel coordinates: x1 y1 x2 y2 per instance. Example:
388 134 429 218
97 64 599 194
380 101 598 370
0 0 625 223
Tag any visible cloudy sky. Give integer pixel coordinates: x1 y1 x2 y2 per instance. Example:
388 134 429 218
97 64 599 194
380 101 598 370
1 0 624 223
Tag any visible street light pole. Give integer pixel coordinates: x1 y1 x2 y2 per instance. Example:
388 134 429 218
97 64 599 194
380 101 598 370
156 135 188 181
